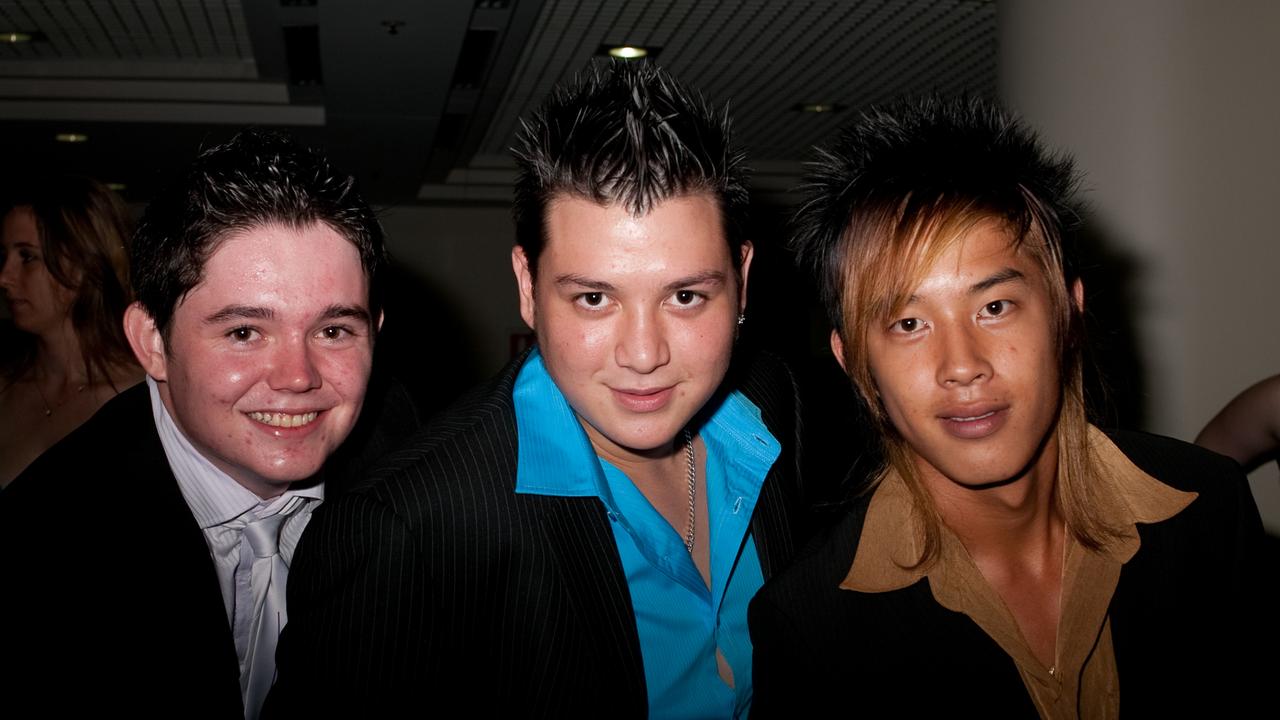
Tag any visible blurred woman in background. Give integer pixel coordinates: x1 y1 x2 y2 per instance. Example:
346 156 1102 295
0 176 141 487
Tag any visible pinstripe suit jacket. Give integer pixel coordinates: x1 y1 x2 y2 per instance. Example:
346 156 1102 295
267 350 806 718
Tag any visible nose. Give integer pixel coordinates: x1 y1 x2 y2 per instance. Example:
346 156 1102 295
0 255 15 292
615 308 670 374
936 323 992 387
267 337 322 392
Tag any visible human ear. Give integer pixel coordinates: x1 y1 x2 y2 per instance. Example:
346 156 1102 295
737 241 755 313
1071 278 1084 313
512 245 536 330
123 302 168 381
829 329 848 373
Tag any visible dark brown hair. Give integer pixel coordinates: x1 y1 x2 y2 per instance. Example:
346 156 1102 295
512 61 750 279
4 175 136 387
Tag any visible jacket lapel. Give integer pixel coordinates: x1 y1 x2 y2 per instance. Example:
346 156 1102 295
752 465 797 579
537 493 648 709
737 353 802 579
108 386 245 712
489 353 647 709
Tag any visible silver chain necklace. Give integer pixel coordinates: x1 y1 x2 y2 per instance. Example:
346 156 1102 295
683 428 696 554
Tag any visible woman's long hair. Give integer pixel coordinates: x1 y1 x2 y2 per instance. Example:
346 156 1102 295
3 176 136 387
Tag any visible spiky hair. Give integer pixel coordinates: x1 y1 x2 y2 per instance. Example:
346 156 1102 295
792 98 1120 566
790 96 1079 332
511 60 749 275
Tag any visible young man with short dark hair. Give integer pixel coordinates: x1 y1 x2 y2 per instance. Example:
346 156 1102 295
269 62 806 717
0 129 398 718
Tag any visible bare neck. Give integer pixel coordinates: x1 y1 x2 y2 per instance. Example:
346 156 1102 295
924 434 1064 566
32 319 88 387
923 433 1070 670
580 418 685 482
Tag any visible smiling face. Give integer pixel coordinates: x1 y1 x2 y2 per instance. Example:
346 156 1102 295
513 193 750 462
126 221 376 499
0 206 77 335
854 220 1063 492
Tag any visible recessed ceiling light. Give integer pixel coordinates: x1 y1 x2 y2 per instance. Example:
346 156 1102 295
609 46 647 59
597 44 661 60
2 31 46 44
55 133 89 143
794 102 846 114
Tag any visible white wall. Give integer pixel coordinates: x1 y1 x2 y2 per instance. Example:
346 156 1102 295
1000 0 1280 531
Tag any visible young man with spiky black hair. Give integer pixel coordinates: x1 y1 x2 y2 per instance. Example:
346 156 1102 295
268 61 806 717
748 98 1273 716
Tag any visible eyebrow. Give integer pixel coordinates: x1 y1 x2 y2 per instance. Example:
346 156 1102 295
321 304 372 325
969 268 1027 294
662 271 727 293
204 305 273 325
901 268 1027 306
553 270 727 293
553 274 616 292
203 304 371 325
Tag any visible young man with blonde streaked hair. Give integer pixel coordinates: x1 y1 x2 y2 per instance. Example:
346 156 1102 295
750 98 1273 716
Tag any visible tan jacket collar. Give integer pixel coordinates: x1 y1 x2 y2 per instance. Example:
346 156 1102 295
841 426 1197 593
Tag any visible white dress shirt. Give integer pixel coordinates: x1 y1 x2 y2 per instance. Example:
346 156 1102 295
147 377 322 715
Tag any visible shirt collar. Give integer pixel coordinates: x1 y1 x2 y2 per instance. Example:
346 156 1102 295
512 349 604 499
700 389 782 501
147 376 324 529
841 425 1197 593
512 348 779 503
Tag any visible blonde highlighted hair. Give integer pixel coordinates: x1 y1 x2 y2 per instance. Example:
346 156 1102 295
791 98 1118 565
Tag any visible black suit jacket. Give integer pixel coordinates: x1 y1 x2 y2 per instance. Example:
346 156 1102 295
0 384 244 716
267 351 807 718
0 373 422 717
748 429 1276 717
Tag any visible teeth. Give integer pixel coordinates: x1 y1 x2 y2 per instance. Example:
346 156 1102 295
950 411 996 422
249 411 318 428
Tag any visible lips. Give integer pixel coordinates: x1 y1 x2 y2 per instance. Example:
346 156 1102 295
938 403 1009 439
248 410 320 428
611 385 675 413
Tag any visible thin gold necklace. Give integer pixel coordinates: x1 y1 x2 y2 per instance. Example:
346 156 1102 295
32 374 87 418
1048 526 1070 678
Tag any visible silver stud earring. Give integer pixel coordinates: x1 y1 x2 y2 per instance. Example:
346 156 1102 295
737 314 746 326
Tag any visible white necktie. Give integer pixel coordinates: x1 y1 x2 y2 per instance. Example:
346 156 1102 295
241 509 291 718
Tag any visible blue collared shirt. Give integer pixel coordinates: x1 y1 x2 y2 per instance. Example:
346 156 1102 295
513 349 780 718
